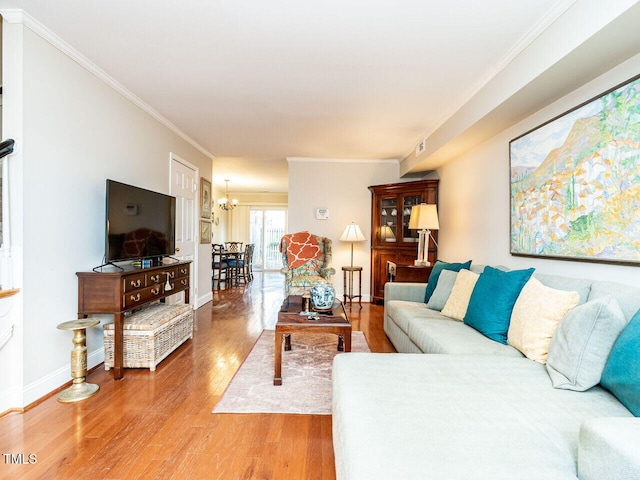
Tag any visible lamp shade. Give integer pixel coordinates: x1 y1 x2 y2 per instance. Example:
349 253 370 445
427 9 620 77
409 204 439 230
340 223 366 242
380 225 396 241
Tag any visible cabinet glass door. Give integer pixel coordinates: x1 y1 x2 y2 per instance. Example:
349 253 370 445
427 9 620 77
379 197 397 243
402 195 422 242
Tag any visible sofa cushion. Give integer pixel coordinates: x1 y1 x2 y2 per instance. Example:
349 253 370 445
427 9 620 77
547 295 626 392
406 316 523 356
601 309 640 416
508 277 580 364
464 267 535 344
578 418 640 480
385 300 440 336
441 269 479 321
333 354 631 480
426 269 458 311
588 281 640 321
534 273 592 305
424 260 471 303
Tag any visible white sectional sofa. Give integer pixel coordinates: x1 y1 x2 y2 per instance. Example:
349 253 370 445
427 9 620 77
332 264 640 480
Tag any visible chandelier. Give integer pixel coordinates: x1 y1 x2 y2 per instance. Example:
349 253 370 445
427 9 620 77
218 179 238 211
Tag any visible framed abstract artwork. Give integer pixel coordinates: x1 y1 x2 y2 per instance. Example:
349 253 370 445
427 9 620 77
510 74 640 265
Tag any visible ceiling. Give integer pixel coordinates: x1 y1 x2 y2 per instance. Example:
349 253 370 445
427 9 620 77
0 0 575 192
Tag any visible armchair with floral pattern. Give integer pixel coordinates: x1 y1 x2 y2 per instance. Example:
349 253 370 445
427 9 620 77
279 231 335 296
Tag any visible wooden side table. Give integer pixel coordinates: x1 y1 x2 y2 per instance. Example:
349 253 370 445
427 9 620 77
57 319 100 403
342 266 363 310
387 261 432 283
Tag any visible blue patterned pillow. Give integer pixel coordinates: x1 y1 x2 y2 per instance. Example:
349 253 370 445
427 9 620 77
424 260 472 303
601 309 640 416
464 266 534 344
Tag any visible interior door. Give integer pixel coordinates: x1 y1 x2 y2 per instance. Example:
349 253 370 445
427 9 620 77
170 154 197 305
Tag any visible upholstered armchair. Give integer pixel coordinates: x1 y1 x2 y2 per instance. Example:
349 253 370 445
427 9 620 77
279 231 335 296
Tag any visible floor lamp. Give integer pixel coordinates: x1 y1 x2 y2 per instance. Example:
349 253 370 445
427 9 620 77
408 204 439 266
340 222 366 267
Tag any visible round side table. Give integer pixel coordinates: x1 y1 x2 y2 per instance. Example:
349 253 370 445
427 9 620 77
342 266 363 310
57 319 100 403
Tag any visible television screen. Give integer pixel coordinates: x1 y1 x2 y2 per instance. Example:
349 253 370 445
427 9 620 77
106 180 176 262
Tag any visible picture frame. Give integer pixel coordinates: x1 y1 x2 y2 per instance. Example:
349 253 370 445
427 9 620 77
510 74 640 265
315 208 329 220
200 178 212 219
199 219 211 244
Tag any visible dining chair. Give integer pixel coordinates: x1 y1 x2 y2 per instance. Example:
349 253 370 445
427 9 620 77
230 243 254 284
226 243 250 285
244 244 255 282
212 243 229 289
225 241 243 252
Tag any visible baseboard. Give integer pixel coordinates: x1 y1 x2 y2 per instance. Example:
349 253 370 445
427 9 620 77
21 348 104 406
197 291 213 309
0 385 23 415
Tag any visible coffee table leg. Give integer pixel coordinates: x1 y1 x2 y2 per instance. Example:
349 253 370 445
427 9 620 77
337 335 344 352
274 332 283 386
284 334 292 351
344 331 352 352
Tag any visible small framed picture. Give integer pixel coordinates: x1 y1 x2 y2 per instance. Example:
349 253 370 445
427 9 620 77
199 220 211 244
200 178 212 219
316 208 329 220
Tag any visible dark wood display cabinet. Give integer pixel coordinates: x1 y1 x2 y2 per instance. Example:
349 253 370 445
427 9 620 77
369 179 439 304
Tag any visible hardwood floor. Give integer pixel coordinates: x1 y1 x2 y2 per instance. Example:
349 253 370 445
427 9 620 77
0 273 394 480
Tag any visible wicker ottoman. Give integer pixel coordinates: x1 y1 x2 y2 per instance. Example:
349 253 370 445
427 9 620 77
103 303 194 371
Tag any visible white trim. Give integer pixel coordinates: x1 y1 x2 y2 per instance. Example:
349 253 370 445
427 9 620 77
0 9 215 161
197 291 213 308
0 385 22 414
22 348 104 406
286 157 399 164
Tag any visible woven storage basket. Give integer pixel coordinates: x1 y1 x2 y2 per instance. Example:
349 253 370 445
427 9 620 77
103 303 194 371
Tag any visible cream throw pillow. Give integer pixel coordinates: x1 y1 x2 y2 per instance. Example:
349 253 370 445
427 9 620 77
441 269 480 321
508 277 579 364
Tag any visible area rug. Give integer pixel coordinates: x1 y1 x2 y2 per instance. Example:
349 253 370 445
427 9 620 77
212 330 370 415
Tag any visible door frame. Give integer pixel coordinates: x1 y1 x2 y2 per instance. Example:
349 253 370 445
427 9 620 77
169 152 204 307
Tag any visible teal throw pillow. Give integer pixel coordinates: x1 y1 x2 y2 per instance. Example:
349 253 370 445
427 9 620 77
463 266 534 344
424 260 472 303
546 295 626 391
601 308 640 416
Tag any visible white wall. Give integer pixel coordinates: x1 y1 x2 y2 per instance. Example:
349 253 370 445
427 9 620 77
287 158 408 300
2 18 213 408
437 52 640 287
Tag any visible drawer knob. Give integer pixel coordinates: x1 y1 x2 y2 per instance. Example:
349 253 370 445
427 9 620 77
130 293 141 302
151 287 160 295
150 274 160 283
130 279 141 288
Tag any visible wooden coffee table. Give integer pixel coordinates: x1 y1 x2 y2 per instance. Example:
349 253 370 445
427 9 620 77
274 295 351 385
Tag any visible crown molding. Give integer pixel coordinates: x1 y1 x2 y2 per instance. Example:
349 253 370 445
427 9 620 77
286 157 398 164
0 8 215 160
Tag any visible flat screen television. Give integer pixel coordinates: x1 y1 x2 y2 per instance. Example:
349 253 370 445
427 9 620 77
105 179 176 263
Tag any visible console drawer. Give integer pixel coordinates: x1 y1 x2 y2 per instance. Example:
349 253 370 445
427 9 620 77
123 284 163 309
123 272 147 292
